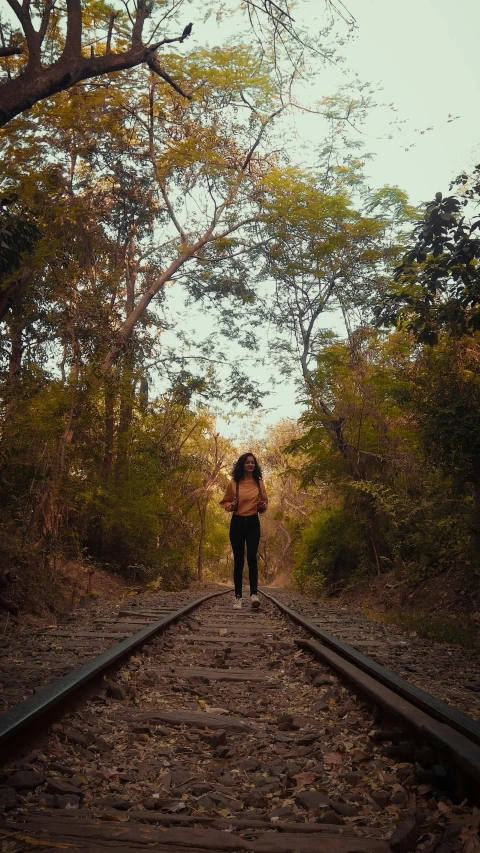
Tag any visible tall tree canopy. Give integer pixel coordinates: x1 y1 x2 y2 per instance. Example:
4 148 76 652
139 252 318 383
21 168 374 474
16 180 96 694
0 0 349 126
284 173 480 605
5 0 478 633
378 166 480 342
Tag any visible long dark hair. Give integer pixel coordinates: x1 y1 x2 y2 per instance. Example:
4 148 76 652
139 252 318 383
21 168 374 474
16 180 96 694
232 452 263 483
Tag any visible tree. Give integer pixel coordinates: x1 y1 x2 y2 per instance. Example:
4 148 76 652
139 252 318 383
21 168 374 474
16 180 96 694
0 39 295 602
372 168 480 573
98 61 285 375
287 328 476 592
0 43 287 492
261 168 408 479
408 335 480 571
0 45 287 371
0 0 341 127
378 167 480 343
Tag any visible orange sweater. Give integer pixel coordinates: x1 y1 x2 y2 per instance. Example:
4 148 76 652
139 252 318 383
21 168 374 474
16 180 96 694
220 478 268 516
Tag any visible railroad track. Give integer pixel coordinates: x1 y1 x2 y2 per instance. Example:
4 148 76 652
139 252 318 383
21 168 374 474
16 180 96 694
0 588 210 714
0 588 478 852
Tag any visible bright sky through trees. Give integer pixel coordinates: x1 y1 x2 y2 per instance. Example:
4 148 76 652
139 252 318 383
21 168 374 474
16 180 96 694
201 0 480 436
4 0 476 438
336 0 479 202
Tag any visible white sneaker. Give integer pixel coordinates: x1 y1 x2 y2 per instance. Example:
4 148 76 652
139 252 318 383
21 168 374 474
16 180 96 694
250 594 260 610
233 597 243 609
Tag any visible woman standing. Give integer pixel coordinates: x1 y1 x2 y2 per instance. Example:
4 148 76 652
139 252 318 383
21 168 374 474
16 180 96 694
220 452 268 609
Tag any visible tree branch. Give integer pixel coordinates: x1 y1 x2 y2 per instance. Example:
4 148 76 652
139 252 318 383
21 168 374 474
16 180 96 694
159 180 187 243
105 11 117 55
38 0 54 48
6 0 39 63
101 207 259 373
146 52 192 100
0 45 24 58
0 41 191 126
63 0 82 59
241 106 284 170
6 0 23 22
131 0 147 47
146 79 187 243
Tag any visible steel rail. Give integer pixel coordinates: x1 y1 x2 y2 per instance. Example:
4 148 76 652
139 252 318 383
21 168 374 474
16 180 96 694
297 636 480 788
261 590 480 747
0 589 228 752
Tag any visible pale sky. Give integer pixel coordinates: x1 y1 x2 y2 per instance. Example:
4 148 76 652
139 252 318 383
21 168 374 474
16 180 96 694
334 0 479 203
194 0 479 205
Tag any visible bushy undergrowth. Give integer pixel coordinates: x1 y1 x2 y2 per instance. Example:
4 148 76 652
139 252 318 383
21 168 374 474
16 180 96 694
288 329 480 603
292 480 474 597
389 482 473 584
367 606 480 652
0 373 231 610
292 503 371 594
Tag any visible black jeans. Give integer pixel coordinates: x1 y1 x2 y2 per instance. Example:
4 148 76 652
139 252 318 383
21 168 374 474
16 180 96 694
229 513 260 597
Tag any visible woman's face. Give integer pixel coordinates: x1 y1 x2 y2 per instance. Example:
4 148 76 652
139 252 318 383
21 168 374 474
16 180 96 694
243 455 255 474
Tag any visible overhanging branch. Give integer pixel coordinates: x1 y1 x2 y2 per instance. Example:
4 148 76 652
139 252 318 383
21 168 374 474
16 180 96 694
146 52 192 100
0 11 192 127
0 45 24 57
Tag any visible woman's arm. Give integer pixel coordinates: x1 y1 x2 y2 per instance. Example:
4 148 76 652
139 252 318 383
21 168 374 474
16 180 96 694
258 480 268 512
219 480 236 512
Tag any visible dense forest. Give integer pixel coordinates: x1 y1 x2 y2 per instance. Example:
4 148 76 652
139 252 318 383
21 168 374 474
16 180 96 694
1 0 479 641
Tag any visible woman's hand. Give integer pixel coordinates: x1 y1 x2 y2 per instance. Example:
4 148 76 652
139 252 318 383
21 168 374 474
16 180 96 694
226 500 237 513
258 500 267 514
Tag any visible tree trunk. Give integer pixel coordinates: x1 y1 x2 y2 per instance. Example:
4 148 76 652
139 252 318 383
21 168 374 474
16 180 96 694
57 367 79 476
0 268 31 322
114 229 137 484
8 316 22 378
197 498 207 582
102 377 116 480
471 464 480 575
114 347 135 485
